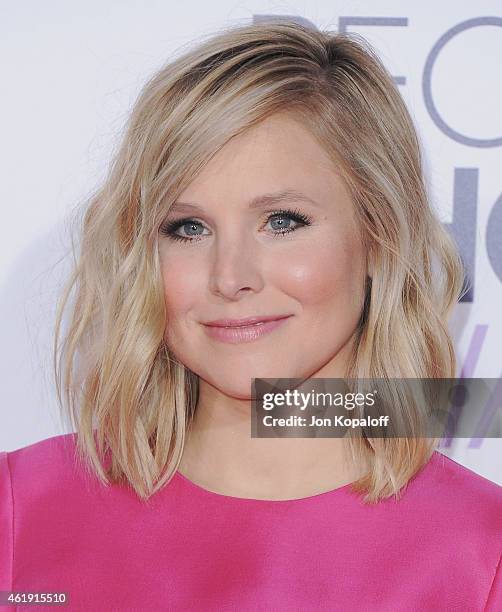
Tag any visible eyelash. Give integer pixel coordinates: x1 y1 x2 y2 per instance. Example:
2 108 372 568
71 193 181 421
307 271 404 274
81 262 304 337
159 207 313 243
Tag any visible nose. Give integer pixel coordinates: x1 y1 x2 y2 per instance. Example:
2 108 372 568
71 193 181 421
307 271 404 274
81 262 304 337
208 232 264 300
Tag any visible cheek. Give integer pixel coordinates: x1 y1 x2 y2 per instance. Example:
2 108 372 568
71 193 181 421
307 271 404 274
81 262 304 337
275 237 363 308
159 253 205 331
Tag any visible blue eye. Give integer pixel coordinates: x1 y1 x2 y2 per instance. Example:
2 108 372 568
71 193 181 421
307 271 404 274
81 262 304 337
263 208 314 238
160 207 313 243
170 220 206 240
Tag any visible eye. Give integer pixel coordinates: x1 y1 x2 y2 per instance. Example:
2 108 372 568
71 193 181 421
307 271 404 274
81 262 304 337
264 208 313 237
159 207 313 243
159 219 208 242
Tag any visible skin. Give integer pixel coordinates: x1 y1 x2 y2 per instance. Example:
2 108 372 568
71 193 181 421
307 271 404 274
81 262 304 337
158 112 369 500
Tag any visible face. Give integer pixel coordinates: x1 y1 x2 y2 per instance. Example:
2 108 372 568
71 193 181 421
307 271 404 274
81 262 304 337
158 112 368 399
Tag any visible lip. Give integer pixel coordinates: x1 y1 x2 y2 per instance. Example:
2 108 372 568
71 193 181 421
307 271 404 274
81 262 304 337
204 314 292 327
202 315 292 344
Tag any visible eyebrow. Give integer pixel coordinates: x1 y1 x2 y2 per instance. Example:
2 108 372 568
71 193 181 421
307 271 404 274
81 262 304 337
169 189 321 214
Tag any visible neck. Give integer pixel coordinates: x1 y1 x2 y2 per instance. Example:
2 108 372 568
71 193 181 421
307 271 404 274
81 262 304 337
178 380 361 501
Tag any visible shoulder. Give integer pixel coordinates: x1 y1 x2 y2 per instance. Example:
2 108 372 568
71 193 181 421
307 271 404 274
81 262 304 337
376 450 502 608
424 450 502 515
0 433 82 592
375 449 502 547
409 450 502 530
0 432 106 515
3 431 79 463
403 450 502 557
426 452 502 610
2 432 81 491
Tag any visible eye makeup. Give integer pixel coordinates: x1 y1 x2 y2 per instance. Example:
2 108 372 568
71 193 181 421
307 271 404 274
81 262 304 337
159 207 313 243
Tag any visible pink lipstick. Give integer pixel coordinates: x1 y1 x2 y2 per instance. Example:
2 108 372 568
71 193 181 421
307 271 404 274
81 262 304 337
203 315 292 344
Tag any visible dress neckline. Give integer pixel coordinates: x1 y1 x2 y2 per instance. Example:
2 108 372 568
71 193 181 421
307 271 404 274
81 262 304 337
174 468 356 504
173 451 442 504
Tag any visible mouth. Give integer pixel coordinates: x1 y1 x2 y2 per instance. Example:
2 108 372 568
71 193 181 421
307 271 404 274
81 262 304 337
202 315 292 344
203 314 292 328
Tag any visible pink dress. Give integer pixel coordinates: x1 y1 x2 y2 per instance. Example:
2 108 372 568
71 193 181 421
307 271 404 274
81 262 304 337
1 433 501 611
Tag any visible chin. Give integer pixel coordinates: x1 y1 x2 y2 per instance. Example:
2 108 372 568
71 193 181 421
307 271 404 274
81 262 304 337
225 387 256 401
209 366 297 398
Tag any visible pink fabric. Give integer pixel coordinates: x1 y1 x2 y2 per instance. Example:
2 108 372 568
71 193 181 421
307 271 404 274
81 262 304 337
1 433 501 611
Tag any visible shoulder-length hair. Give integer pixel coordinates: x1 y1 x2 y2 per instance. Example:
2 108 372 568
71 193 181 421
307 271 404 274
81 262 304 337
54 20 465 504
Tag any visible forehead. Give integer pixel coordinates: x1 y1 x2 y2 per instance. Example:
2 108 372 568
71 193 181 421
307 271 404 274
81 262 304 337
173 113 349 213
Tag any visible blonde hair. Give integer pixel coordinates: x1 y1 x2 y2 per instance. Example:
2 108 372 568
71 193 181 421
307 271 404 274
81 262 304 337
54 20 466 504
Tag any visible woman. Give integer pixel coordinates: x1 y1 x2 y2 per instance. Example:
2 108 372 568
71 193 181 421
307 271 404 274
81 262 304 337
1 20 501 611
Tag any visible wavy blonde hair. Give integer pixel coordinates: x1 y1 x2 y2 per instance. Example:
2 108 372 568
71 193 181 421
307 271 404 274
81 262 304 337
54 20 466 504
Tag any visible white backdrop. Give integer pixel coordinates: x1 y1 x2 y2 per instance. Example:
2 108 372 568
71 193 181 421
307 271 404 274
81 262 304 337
1 0 501 485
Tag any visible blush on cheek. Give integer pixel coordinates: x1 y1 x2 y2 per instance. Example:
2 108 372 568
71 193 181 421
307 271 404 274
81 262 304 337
278 243 359 306
161 257 206 311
